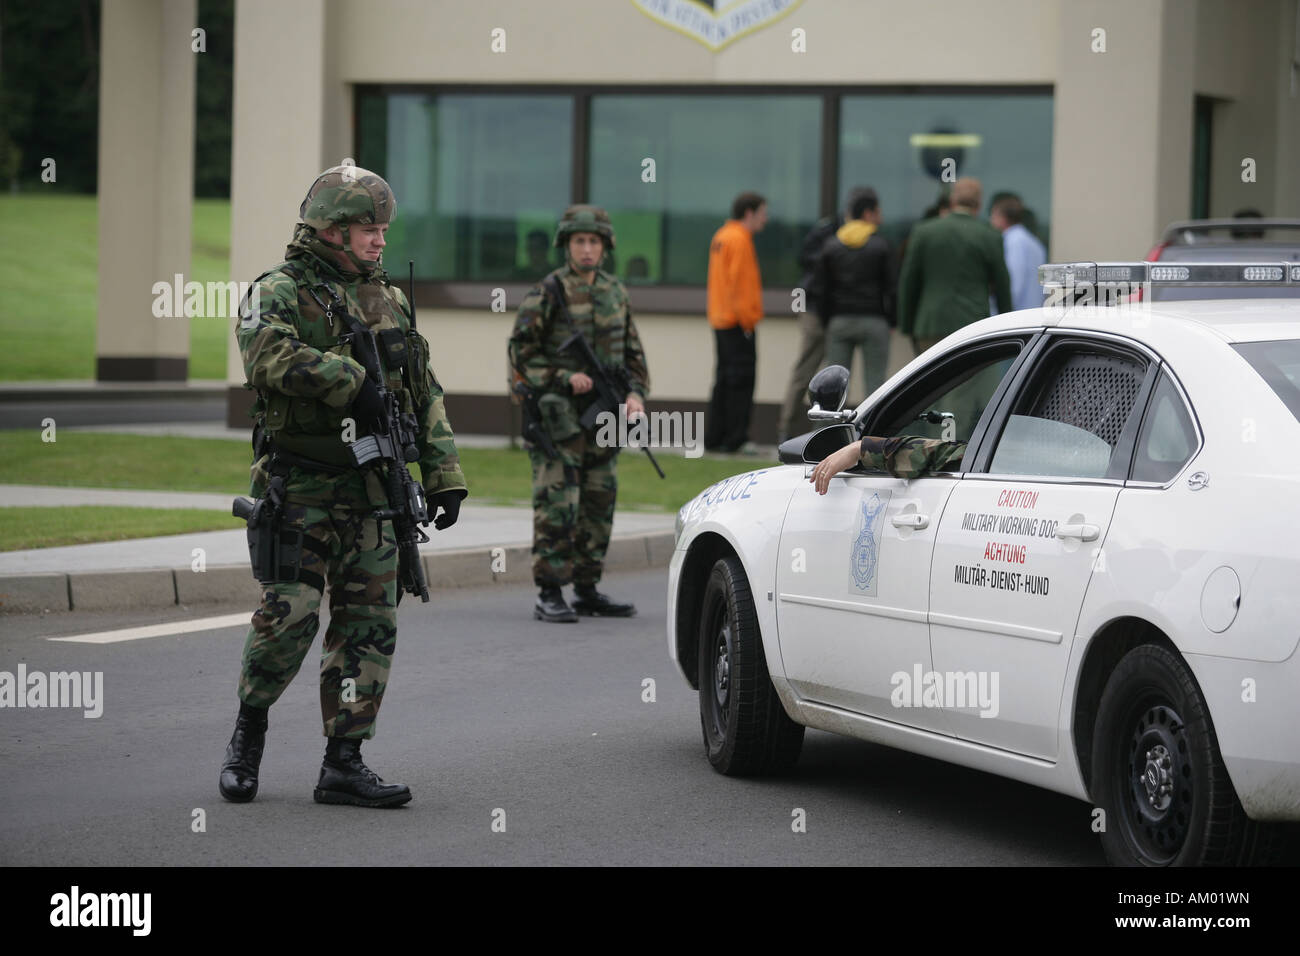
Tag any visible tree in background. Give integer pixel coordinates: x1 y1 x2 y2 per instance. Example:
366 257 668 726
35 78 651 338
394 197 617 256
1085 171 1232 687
194 0 232 198
0 0 233 197
0 0 100 193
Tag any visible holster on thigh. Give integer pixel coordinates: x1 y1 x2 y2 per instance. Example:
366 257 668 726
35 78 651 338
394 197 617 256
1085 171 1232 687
246 513 328 592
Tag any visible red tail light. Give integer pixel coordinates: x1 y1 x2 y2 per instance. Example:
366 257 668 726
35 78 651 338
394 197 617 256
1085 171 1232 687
1131 243 1168 301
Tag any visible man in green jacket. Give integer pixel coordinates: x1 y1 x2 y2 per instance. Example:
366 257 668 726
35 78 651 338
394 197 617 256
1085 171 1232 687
897 177 1012 354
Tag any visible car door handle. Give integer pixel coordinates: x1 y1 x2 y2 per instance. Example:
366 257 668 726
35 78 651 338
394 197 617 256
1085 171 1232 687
891 513 929 530
1056 523 1100 542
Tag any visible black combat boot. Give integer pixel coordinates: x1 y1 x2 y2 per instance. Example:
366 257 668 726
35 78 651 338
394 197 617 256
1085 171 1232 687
572 585 636 618
218 701 268 803
313 737 411 808
535 585 578 623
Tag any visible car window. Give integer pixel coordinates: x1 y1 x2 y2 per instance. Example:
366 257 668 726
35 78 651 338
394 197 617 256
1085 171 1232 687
869 343 1022 447
991 415 1114 477
1130 373 1197 483
1233 340 1300 424
987 344 1147 479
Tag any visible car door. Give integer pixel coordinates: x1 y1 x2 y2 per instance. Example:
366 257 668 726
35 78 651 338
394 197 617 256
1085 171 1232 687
928 333 1158 759
776 335 1034 730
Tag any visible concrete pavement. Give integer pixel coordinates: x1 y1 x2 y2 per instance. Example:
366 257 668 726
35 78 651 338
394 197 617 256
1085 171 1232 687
0 486 676 615
0 498 675 572
0 415 772 615
0 380 228 429
0 483 238 511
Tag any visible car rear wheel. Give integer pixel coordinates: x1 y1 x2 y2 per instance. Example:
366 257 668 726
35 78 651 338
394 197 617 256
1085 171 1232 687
1092 643 1281 866
698 556 804 775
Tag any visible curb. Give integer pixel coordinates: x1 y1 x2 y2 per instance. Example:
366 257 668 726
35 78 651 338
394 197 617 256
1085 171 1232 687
0 532 677 615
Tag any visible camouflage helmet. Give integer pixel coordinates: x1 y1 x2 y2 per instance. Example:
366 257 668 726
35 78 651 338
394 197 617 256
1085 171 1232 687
553 204 615 250
299 163 396 230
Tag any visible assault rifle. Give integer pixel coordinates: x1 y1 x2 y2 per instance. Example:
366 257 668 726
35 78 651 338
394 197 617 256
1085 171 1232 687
338 304 431 603
543 275 665 479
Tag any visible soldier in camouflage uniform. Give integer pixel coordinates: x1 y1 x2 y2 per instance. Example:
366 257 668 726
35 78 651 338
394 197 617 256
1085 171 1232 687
508 205 650 622
810 434 967 492
219 164 468 808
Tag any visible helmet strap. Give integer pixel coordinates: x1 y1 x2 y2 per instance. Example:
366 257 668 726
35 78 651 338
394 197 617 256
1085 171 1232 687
338 223 378 274
315 229 346 253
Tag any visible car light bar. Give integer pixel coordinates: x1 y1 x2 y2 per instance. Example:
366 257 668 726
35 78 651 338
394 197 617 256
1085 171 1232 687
1039 261 1299 288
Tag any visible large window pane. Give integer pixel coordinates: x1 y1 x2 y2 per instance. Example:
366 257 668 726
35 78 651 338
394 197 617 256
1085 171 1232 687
839 94 1053 250
357 91 572 281
590 94 821 286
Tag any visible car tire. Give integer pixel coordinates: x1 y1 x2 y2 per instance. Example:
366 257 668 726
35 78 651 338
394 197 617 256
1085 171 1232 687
1092 643 1282 866
698 555 804 776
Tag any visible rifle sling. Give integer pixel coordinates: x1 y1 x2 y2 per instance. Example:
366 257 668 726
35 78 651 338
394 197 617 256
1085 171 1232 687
268 445 350 476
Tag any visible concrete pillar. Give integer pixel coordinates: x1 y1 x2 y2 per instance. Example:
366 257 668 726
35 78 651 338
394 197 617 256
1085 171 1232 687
225 0 327 426
1050 0 1193 260
96 0 197 381
1272 0 1300 216
1198 0 1279 218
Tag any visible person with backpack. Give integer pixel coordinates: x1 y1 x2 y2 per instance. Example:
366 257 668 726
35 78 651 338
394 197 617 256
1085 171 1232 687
812 187 896 405
777 187 875 442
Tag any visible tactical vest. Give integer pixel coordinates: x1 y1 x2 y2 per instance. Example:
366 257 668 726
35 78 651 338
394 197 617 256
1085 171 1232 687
252 261 433 467
523 270 633 441
540 270 633 386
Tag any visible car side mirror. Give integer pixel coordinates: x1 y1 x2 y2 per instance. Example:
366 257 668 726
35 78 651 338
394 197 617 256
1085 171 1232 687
778 423 858 466
807 365 853 422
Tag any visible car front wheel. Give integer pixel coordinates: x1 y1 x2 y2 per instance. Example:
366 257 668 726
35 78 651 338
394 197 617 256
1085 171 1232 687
1092 643 1281 866
698 556 804 776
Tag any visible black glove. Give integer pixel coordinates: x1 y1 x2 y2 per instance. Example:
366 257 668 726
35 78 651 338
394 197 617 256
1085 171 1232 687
352 379 386 427
428 490 462 530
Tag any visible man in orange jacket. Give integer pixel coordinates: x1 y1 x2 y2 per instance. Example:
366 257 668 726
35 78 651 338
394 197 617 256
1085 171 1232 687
705 191 767 452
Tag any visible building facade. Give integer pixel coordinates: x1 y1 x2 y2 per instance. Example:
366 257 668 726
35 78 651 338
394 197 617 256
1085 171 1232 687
96 0 1300 436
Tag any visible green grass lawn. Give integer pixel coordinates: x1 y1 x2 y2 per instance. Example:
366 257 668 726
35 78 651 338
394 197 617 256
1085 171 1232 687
0 506 239 551
0 194 233 381
0 431 761 513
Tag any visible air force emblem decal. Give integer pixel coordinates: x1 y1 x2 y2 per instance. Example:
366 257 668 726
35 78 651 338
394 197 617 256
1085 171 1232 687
630 0 804 52
848 491 890 596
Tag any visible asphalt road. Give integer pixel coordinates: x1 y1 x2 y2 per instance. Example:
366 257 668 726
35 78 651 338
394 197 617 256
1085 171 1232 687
0 568 1106 866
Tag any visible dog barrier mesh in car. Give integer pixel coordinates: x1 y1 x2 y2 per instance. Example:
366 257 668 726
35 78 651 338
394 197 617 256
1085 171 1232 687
1030 353 1144 447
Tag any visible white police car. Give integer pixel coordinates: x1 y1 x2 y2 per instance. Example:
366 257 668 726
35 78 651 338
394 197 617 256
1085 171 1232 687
668 262 1300 866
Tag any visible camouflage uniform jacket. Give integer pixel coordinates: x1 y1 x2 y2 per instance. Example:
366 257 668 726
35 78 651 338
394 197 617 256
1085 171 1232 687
508 264 650 435
238 226 467 509
859 435 967 479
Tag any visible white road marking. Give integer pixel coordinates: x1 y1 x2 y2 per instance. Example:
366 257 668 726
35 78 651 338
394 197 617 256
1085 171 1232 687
46 612 251 644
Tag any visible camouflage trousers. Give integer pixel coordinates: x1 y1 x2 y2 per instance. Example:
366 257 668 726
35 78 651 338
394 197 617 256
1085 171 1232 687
529 429 619 588
237 501 398 739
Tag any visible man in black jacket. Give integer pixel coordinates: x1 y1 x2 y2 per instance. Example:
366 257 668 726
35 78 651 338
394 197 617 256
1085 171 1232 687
812 188 895 405
777 188 873 443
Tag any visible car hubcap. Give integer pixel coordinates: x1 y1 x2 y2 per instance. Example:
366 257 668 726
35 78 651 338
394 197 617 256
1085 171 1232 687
1124 703 1191 861
1142 744 1173 811
713 621 731 715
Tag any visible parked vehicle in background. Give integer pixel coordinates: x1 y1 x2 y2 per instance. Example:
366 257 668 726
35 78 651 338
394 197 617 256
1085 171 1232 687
1147 218 1300 300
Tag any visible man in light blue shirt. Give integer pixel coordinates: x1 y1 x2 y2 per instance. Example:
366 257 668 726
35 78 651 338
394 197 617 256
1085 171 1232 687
990 194 1046 312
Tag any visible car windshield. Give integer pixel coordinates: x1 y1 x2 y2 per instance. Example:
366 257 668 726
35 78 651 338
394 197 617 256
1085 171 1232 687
1233 340 1300 423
